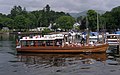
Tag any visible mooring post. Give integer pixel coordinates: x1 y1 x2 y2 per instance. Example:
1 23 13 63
119 35 120 54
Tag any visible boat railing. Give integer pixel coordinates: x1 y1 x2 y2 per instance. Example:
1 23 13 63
106 34 120 45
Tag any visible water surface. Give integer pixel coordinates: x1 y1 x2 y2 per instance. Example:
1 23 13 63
0 34 120 75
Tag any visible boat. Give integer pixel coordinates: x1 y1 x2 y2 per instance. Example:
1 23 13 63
81 32 103 43
89 32 103 42
16 33 109 53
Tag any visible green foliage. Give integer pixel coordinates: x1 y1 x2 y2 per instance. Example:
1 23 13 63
1 5 120 32
87 10 97 31
14 15 26 29
74 26 80 31
78 10 106 31
102 6 120 32
0 14 13 29
51 23 58 31
42 28 51 35
56 16 75 31
77 16 83 23
80 16 87 30
45 4 50 12
0 5 70 31
26 13 37 28
30 5 69 28
1 18 14 29
77 10 98 31
10 6 23 19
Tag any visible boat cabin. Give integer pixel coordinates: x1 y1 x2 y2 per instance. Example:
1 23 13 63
17 34 65 47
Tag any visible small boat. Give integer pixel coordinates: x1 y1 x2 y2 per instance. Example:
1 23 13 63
16 33 109 53
89 32 103 43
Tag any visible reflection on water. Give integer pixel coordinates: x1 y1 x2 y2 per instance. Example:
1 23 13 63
0 33 16 41
17 53 107 66
1 34 120 75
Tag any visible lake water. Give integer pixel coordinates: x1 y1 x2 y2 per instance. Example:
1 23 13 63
0 34 120 75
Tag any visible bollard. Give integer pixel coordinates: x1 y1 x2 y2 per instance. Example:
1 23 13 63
119 35 120 53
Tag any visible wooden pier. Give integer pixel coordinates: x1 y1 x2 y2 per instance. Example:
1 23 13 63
106 34 120 53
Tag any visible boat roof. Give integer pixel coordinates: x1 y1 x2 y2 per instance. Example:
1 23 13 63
82 32 99 36
106 34 120 36
114 31 120 34
20 34 64 41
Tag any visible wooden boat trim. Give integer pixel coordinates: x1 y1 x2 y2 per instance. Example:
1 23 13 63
17 44 109 53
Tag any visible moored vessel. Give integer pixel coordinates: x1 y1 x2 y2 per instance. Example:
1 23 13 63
16 34 109 53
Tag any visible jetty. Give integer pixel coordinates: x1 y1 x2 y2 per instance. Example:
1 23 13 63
106 34 120 53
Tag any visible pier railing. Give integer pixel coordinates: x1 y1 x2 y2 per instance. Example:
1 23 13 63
106 34 120 46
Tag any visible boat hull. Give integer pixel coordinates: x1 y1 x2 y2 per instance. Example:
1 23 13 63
16 44 109 53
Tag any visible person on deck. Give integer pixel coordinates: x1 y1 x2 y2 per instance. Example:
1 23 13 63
81 35 86 45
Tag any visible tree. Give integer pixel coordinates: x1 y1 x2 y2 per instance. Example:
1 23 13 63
0 17 3 29
27 13 37 28
42 28 51 35
42 4 51 27
31 10 42 27
10 6 23 19
1 18 14 29
14 15 27 30
101 6 120 32
77 16 82 23
80 16 87 31
56 16 75 31
45 4 50 12
0 14 14 29
111 6 120 30
87 10 98 31
0 5 72 31
51 23 58 31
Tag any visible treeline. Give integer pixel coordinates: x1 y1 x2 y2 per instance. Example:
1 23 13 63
0 5 120 32
77 6 120 32
0 5 74 31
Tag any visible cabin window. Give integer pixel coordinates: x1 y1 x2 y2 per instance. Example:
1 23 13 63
29 41 46 46
38 41 44 46
36 41 46 46
29 41 35 46
55 39 62 46
22 41 29 47
32 40 55 46
42 41 46 46
46 40 54 46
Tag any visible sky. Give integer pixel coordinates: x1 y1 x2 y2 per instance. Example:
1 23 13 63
0 0 120 14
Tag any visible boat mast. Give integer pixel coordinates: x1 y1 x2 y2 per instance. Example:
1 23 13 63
86 16 89 45
97 13 99 33
97 13 99 42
